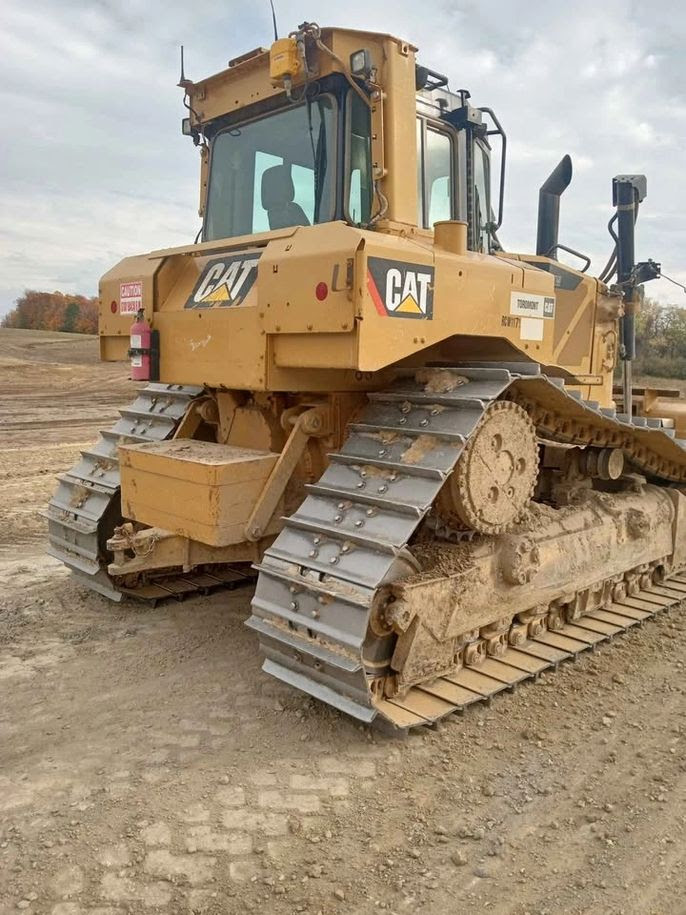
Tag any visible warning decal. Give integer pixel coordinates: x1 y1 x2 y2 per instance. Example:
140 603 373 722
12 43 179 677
367 256 434 319
185 253 261 309
120 281 143 315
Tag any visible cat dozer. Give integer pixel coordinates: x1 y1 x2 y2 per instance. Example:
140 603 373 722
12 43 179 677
46 22 686 730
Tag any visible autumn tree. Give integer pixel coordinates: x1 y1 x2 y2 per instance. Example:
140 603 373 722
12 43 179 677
74 297 98 334
634 298 686 378
1 291 99 335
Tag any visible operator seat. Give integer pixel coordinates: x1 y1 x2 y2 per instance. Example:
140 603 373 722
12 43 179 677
261 164 310 230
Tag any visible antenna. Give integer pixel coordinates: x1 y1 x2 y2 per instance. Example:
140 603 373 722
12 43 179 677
269 0 279 40
178 44 187 87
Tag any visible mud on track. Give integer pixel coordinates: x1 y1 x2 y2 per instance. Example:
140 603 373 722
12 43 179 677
0 328 684 915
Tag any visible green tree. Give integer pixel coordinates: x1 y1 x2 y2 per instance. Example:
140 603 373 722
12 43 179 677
61 301 80 333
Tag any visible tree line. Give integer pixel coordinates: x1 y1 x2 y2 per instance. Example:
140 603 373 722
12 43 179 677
1 291 98 335
634 299 686 379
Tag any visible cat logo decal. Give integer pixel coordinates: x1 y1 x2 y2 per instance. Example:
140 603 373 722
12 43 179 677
367 256 434 319
185 253 261 309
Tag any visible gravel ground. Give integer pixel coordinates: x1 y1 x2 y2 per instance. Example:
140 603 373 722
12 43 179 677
1 329 684 915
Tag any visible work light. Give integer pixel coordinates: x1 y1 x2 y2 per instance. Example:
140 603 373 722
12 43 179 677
350 49 372 78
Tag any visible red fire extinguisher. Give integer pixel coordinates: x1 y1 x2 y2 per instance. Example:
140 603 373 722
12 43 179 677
128 308 152 381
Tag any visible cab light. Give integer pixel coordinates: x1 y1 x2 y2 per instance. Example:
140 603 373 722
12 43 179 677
350 49 372 78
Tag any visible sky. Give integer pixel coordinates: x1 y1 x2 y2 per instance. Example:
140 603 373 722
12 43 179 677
2 0 686 314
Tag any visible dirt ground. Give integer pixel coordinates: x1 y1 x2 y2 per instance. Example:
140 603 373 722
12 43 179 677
1 328 684 915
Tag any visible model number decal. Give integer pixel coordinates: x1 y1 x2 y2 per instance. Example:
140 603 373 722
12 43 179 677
185 253 261 309
367 256 434 319
510 292 555 319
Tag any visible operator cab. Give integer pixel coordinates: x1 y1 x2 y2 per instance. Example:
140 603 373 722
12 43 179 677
197 40 503 254
415 74 503 253
201 73 373 242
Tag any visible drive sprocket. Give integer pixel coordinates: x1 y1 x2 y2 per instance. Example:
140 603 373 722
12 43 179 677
437 400 538 535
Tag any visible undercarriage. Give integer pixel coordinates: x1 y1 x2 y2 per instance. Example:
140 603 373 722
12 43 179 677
46 363 686 730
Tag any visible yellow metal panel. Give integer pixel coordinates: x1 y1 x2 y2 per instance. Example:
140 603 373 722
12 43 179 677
99 335 129 362
120 440 276 484
119 441 279 547
381 38 418 225
148 228 297 260
259 223 358 334
272 333 357 370
353 234 556 372
155 253 190 307
98 254 164 358
155 308 266 389
266 363 396 393
188 51 281 123
150 244 268 388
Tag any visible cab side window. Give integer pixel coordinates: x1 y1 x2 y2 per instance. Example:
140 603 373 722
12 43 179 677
346 91 373 225
416 119 454 228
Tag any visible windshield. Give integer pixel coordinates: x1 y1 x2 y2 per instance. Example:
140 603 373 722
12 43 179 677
204 97 336 241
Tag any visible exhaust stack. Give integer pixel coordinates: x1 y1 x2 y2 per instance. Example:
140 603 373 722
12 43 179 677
536 155 573 257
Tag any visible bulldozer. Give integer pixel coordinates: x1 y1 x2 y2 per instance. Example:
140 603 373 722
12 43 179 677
46 22 686 730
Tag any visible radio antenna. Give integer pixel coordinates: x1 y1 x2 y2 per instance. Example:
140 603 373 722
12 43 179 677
269 0 279 40
178 44 188 87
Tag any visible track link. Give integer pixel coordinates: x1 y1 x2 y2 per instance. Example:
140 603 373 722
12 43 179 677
375 575 686 728
249 363 686 729
43 382 252 603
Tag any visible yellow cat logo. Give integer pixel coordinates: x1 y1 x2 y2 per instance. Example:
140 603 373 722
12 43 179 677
367 256 434 319
185 254 261 309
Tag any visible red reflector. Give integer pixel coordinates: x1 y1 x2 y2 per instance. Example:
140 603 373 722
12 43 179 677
110 300 117 313
315 282 328 301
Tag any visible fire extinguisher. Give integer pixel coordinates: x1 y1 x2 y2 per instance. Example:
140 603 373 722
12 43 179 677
128 308 159 381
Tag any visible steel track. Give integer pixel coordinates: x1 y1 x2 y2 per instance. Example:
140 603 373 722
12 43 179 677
372 575 686 728
248 362 686 729
44 383 253 603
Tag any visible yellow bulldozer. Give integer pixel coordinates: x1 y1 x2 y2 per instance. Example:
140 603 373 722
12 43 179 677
47 22 686 729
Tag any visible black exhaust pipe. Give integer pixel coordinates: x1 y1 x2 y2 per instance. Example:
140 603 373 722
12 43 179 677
613 173 647 419
536 154 573 257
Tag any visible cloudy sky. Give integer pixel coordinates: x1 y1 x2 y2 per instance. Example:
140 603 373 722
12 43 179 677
2 0 686 314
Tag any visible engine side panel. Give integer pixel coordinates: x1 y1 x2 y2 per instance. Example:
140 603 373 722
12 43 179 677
98 224 625 400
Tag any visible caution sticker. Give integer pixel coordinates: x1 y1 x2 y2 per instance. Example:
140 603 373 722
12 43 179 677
120 281 143 315
367 256 434 319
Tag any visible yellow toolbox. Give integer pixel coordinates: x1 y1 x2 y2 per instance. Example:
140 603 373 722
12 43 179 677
118 440 279 546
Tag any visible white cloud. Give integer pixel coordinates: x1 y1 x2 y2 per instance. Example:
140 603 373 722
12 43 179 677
1 0 685 315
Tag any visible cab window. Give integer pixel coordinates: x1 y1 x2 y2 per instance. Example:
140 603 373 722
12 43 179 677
346 91 373 225
416 119 454 228
205 96 336 240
